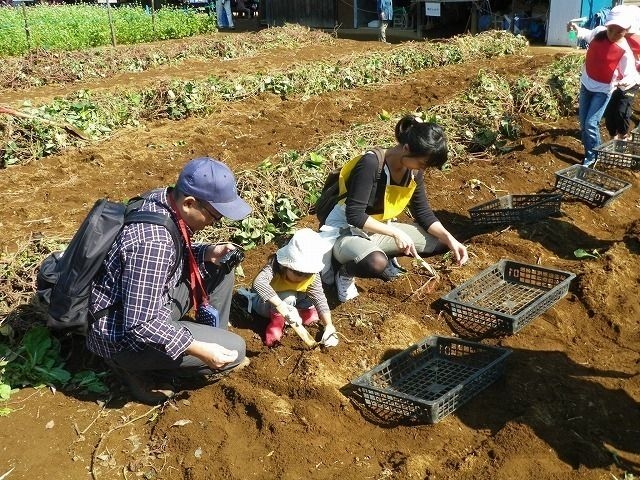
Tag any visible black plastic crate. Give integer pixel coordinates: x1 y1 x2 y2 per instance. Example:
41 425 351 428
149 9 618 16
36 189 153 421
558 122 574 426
440 259 575 335
468 194 562 226
629 124 640 144
554 165 631 207
593 139 640 169
349 336 511 424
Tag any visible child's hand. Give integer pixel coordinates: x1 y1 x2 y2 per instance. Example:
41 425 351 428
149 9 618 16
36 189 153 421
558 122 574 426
321 324 339 347
284 305 303 327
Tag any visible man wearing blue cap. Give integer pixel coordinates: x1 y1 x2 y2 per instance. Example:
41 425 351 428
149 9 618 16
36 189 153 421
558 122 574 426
87 158 251 404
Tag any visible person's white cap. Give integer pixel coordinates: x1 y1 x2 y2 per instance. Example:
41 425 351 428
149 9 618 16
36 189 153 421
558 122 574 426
605 5 633 30
625 5 640 34
276 228 331 274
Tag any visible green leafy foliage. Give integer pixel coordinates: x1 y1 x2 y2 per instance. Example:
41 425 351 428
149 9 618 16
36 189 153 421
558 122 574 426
2 24 332 91
0 326 71 390
0 5 216 56
1 30 529 167
71 370 109 394
573 248 602 259
0 326 108 405
0 326 71 386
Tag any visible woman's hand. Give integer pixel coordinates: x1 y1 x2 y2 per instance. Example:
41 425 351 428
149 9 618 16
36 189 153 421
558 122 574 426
186 340 238 369
392 228 419 257
448 238 469 266
426 222 468 266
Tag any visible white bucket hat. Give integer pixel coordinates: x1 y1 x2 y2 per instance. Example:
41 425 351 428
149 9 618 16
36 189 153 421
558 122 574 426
605 6 633 30
276 228 332 274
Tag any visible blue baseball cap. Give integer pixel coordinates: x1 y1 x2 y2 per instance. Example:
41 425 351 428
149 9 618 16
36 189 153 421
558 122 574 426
176 157 251 221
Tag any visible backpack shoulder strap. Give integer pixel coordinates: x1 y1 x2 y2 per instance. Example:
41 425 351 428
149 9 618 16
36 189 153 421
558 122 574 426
371 147 386 174
337 148 387 203
124 200 183 280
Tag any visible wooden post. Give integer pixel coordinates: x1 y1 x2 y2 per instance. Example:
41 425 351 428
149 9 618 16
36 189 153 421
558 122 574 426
151 0 156 35
417 0 423 38
470 2 477 34
105 0 117 47
21 4 31 51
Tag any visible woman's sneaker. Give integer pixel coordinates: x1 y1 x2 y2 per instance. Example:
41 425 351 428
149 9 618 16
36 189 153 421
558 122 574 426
335 268 358 302
382 257 406 281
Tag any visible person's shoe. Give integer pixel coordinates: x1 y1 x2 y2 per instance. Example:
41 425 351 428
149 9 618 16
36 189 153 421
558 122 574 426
264 311 286 347
382 257 407 281
335 268 358 303
297 306 319 326
106 360 174 405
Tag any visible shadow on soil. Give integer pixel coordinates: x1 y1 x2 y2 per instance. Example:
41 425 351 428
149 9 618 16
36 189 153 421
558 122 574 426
436 209 615 260
343 345 640 474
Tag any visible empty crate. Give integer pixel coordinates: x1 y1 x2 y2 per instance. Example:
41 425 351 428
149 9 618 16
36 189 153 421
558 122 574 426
594 140 640 169
629 124 640 144
349 336 511 424
554 165 631 207
468 194 562 226
440 259 575 335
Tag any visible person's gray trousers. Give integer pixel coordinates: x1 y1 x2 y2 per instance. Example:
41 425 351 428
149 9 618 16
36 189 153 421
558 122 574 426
112 265 246 375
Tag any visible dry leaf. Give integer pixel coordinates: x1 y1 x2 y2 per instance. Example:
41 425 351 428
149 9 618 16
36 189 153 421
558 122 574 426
45 420 55 429
194 447 203 459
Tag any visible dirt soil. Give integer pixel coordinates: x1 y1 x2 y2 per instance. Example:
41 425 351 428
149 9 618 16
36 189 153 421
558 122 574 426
1 29 639 480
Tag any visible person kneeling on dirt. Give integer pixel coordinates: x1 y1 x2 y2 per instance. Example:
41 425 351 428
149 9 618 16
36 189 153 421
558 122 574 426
323 115 469 303
87 158 251 404
248 228 338 348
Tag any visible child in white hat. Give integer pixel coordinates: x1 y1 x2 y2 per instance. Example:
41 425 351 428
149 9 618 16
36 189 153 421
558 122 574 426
250 228 338 348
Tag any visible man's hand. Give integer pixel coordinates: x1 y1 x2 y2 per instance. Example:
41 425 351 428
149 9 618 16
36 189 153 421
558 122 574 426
205 243 237 265
186 340 239 369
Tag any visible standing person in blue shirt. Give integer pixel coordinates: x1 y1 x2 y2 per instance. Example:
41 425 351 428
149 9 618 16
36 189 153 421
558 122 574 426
87 158 251 404
377 0 393 43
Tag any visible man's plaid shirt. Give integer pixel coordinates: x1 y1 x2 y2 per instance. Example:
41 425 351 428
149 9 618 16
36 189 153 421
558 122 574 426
86 188 209 360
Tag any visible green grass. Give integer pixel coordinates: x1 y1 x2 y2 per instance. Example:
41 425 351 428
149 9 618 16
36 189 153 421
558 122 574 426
0 4 216 56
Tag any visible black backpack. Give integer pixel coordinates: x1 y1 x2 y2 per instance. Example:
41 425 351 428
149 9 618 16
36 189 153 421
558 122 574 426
314 147 385 226
36 190 182 334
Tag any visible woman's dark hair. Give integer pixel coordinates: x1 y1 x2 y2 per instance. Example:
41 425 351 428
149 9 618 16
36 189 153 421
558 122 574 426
394 115 448 167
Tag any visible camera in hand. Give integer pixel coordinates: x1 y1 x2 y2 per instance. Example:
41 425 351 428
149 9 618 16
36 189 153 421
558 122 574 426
219 248 245 273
